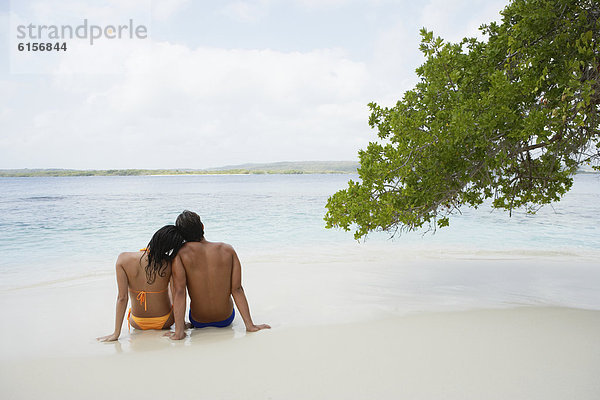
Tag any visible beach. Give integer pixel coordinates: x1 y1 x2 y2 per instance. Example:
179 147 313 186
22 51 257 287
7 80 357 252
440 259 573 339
2 250 600 399
4 0 600 396
4 308 600 400
1 174 599 399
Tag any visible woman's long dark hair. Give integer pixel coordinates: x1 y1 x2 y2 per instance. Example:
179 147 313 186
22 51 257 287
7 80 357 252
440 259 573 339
144 225 185 284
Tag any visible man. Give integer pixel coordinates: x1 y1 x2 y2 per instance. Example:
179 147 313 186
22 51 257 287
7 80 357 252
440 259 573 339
166 210 270 340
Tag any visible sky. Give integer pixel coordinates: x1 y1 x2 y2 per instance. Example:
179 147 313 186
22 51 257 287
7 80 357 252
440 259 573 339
0 0 507 169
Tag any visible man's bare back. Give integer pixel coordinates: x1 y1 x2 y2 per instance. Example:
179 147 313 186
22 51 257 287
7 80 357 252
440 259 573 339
165 210 270 340
176 240 235 323
167 229 270 340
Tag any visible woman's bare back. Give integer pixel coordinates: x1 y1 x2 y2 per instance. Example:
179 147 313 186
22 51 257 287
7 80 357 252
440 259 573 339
120 251 173 318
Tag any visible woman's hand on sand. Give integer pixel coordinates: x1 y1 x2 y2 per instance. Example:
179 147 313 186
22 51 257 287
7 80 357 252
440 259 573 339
97 332 120 342
164 331 186 340
246 324 271 332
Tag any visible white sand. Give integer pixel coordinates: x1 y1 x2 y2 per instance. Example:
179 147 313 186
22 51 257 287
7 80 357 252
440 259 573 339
2 306 599 399
1 255 600 399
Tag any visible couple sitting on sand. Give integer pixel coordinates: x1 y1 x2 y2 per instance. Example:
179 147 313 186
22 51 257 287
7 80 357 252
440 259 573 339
98 210 270 342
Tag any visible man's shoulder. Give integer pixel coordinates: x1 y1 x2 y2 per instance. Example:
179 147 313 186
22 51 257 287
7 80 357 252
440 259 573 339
179 241 234 253
205 241 234 255
213 241 233 248
186 240 233 247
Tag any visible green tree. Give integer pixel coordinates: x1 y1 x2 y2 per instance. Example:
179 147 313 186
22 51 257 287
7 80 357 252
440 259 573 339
325 0 599 239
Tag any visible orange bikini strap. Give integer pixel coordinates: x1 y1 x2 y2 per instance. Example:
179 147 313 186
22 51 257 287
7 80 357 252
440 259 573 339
136 291 148 311
130 288 168 294
129 288 168 311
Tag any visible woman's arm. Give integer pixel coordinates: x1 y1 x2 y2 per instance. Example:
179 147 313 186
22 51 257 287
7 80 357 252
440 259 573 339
231 250 270 332
97 255 129 342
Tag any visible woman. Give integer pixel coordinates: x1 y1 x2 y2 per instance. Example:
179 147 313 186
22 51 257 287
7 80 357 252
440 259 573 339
97 225 185 342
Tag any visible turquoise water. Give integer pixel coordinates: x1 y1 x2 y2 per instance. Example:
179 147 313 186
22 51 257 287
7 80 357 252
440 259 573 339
0 173 599 290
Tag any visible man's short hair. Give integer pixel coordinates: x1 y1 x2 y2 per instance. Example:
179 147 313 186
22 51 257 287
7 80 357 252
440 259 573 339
176 210 204 241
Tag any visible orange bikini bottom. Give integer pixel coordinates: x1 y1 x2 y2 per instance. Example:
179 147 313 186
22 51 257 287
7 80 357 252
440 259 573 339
127 308 173 331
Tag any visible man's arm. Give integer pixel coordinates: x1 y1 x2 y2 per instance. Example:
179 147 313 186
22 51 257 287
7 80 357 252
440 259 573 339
167 254 187 340
231 249 270 332
97 256 129 342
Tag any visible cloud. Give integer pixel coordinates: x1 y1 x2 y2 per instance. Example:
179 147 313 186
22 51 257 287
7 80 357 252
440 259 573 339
1 40 373 168
1 0 513 169
369 19 425 106
366 0 508 108
25 0 152 23
151 0 190 21
420 0 506 42
293 0 352 9
220 0 270 23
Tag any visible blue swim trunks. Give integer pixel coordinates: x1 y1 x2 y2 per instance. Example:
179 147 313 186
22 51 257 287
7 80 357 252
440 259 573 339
189 309 235 328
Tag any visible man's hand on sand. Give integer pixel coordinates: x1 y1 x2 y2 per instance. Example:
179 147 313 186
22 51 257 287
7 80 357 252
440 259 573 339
164 331 186 340
246 324 271 332
97 333 119 342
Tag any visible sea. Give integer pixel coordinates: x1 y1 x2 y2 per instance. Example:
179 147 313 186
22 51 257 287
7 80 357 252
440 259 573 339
1 173 599 316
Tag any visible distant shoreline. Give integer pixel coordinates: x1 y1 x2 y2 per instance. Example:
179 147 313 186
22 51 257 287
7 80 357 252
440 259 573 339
0 170 354 177
0 161 360 177
1 165 596 178
1 170 597 177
